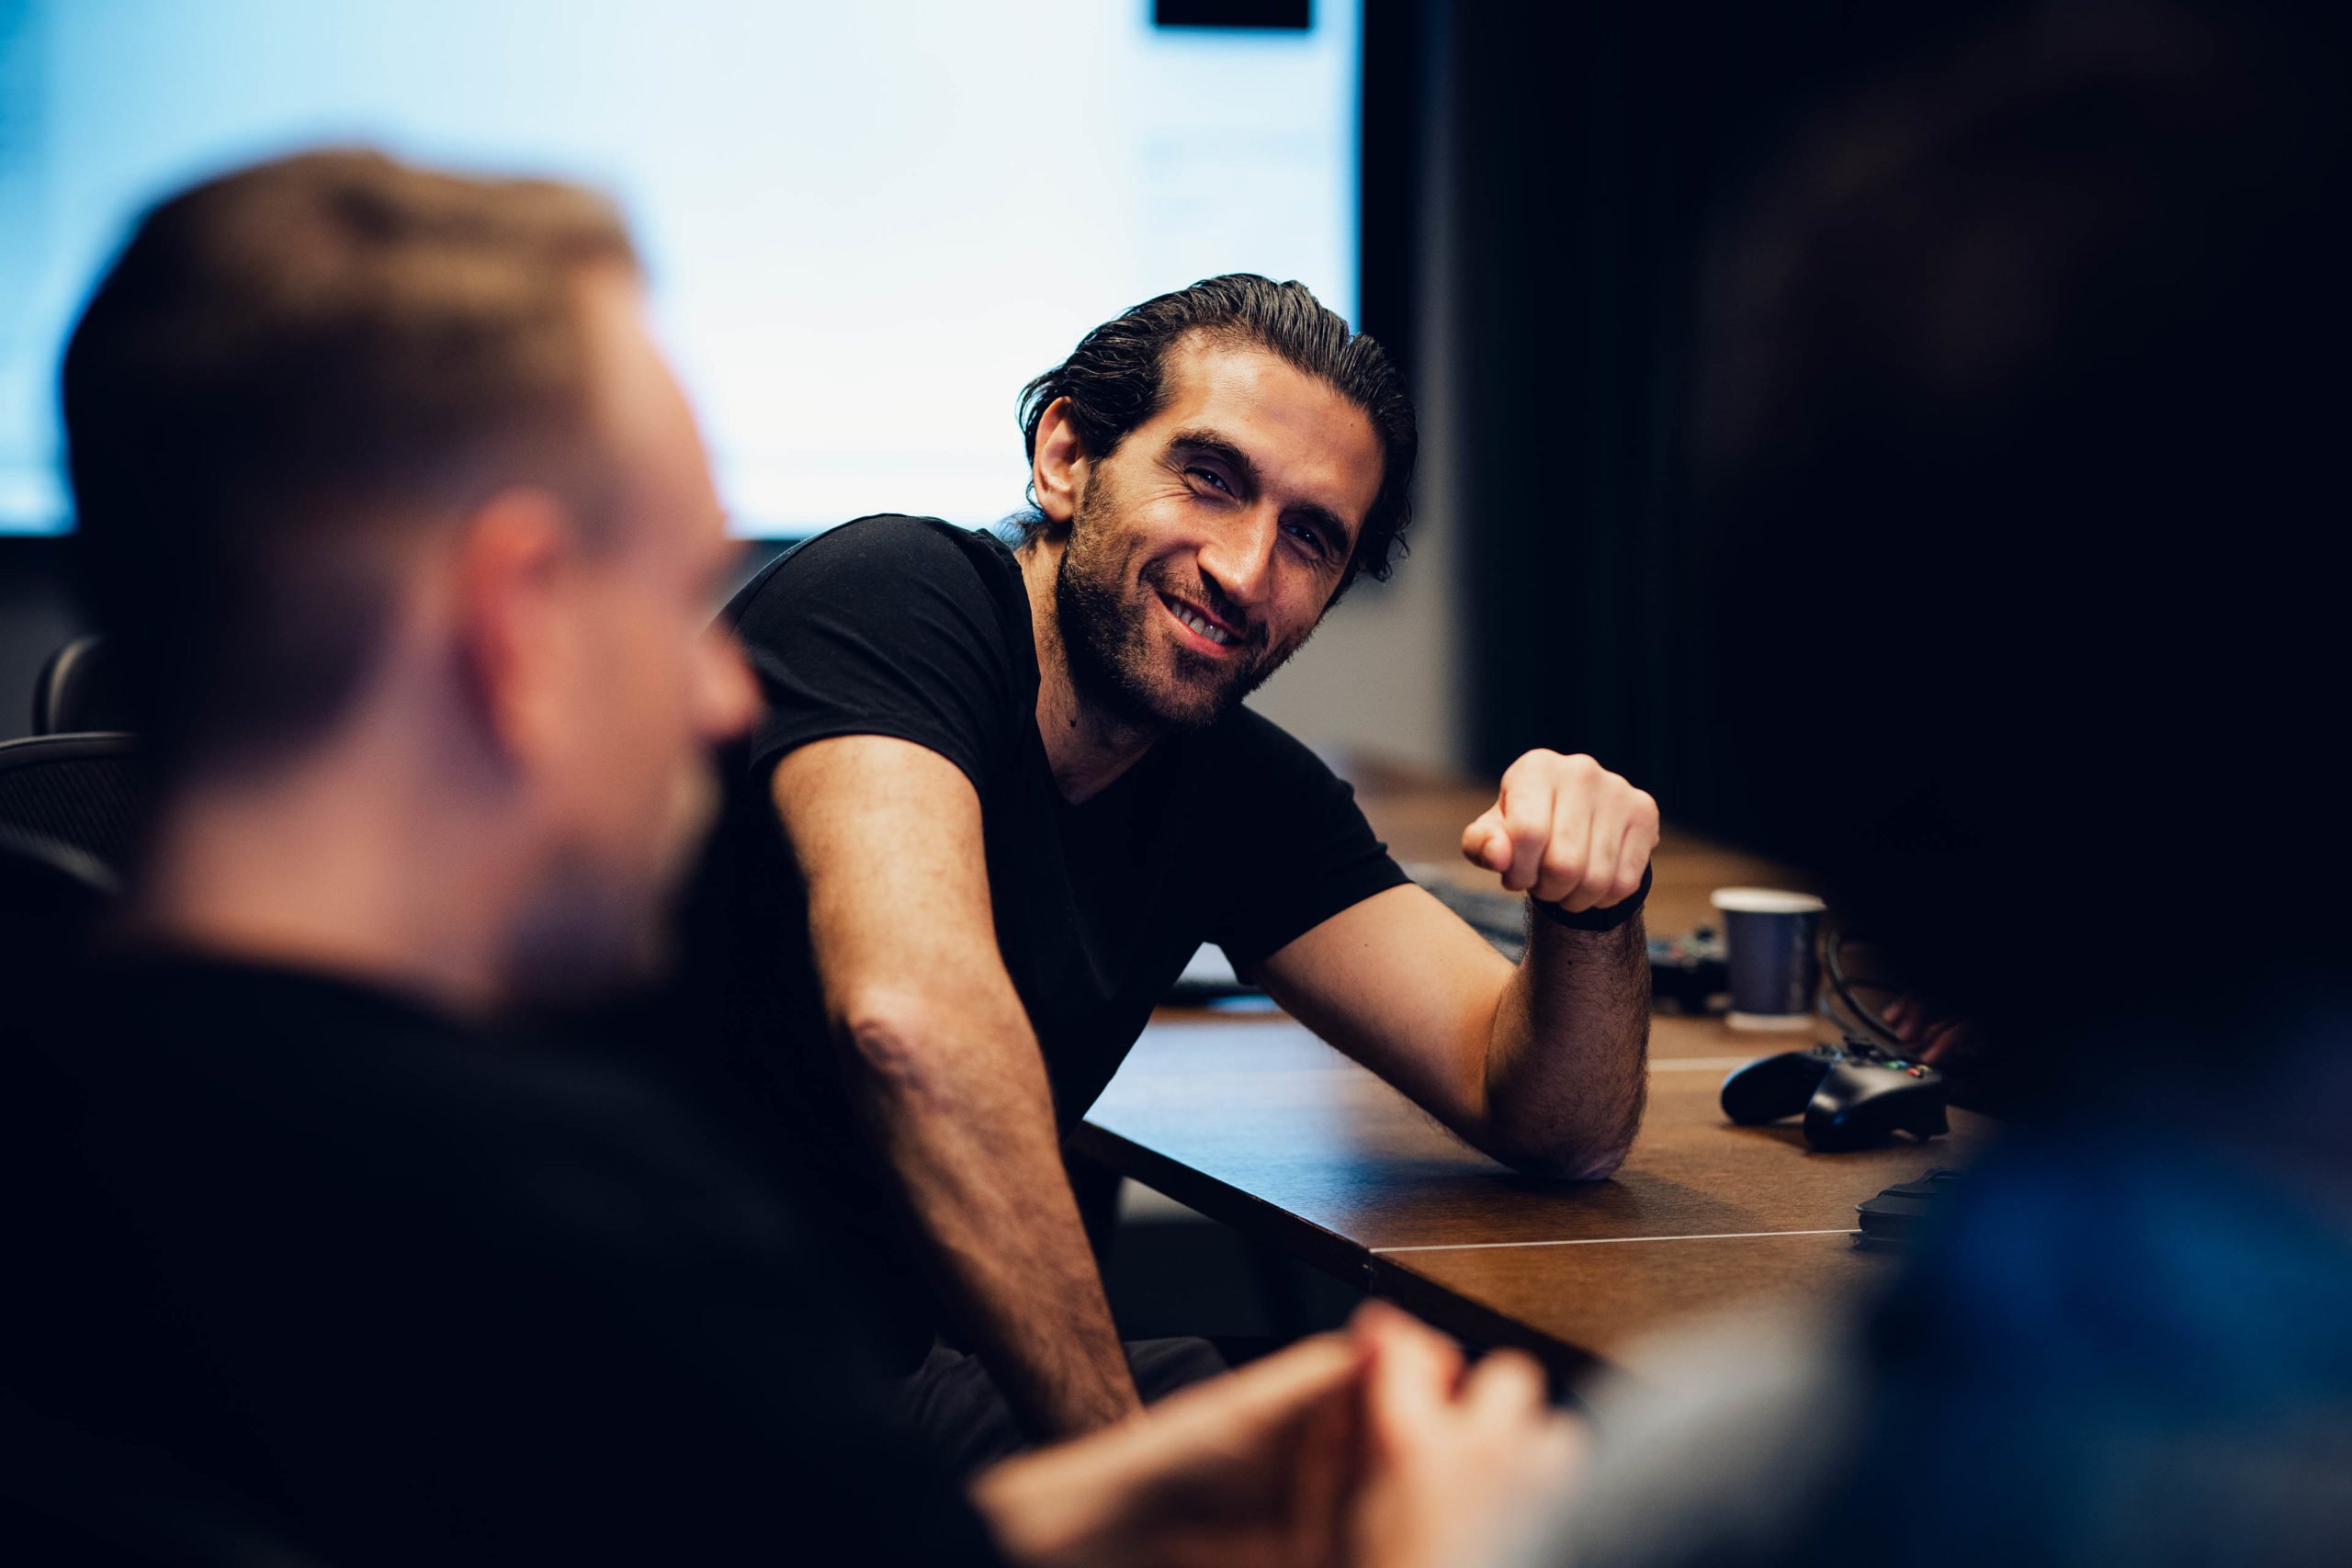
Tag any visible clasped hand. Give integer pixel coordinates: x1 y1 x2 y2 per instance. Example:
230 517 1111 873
972 1302 1580 1568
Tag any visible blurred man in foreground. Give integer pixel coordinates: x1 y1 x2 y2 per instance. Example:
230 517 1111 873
1521 3 2350 1563
0 150 1573 1567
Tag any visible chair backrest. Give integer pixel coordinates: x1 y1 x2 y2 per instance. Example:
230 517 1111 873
0 734 145 878
32 636 127 738
0 823 119 904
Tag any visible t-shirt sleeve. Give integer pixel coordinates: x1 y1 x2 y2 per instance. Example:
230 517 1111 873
726 516 1021 789
1197 709 1411 969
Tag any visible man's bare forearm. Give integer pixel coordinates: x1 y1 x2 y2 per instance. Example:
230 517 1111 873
1479 913 1649 1179
776 739 1143 1441
839 987 1142 1440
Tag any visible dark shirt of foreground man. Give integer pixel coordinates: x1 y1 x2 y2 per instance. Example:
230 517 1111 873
4 954 994 1565
1516 3 2352 1564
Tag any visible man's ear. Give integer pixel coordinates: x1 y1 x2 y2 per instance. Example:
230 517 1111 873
452 488 576 763
1031 396 1091 527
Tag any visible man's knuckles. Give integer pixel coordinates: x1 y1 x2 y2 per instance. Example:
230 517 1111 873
1537 847 1587 889
1507 749 1598 784
1538 852 1652 911
1487 754 1661 900
1499 748 1562 785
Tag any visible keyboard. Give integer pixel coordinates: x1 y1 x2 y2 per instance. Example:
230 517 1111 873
1166 867 1717 1010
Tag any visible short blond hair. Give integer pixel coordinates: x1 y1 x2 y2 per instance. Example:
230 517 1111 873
63 148 641 771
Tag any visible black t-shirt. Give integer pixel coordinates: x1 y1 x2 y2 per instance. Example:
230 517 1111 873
675 514 1407 1370
1 952 1000 1567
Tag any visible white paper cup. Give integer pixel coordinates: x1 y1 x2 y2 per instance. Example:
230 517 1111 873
1709 887 1826 1031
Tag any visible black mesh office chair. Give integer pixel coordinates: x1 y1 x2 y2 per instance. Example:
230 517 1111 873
0 820 117 913
0 735 140 978
0 733 144 878
32 636 128 737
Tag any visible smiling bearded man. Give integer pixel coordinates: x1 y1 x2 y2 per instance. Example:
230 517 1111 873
673 275 1660 1472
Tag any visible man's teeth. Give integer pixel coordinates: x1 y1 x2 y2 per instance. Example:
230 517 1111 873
1170 600 1235 646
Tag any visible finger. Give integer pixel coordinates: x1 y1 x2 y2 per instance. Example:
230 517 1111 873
1130 1337 1359 1479
1577 805 1623 913
1460 807 1511 873
1615 790 1657 899
1458 1348 1550 1430
1151 1334 1359 1435
1285 1360 1359 1562
1498 780 1553 894
1608 812 1652 908
1351 1300 1460 1384
1525 1412 1589 1490
1351 1302 1465 1433
1554 791 1623 913
1527 775 1589 906
1918 1020 1969 1064
1566 781 1654 913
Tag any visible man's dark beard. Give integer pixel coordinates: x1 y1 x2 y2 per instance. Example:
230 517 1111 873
1052 497 1281 735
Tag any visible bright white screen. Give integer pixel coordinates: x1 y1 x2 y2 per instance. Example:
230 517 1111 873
0 1 1359 534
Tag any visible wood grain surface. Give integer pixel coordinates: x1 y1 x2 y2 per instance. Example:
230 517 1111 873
1077 1019 1988 1366
1077 760 1987 1370
1372 1233 1903 1374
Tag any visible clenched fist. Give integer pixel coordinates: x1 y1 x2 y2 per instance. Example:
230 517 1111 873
1461 750 1659 914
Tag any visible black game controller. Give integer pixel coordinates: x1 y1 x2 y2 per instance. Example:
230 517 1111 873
1720 1036 1949 1152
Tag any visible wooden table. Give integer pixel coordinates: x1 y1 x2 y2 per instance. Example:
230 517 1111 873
1073 759 1996 1374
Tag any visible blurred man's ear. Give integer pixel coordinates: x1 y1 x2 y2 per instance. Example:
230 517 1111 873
1029 396 1091 527
452 488 579 764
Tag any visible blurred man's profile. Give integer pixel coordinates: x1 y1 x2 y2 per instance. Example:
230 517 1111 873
1 147 1007 1565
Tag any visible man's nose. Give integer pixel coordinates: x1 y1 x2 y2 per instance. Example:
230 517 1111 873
1196 504 1280 611
695 626 759 741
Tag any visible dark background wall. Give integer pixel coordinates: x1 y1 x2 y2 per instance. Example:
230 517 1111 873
1362 0 1999 842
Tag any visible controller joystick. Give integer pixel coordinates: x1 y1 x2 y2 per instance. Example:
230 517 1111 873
1720 1036 1949 1152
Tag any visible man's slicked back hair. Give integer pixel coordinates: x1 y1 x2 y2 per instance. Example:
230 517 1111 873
1016 274 1417 595
63 148 639 776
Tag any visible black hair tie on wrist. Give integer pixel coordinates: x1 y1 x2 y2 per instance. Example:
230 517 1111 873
1533 862 1652 932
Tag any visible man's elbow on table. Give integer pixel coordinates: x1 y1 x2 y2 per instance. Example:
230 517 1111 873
1478 1100 1643 1183
1491 1135 1634 1185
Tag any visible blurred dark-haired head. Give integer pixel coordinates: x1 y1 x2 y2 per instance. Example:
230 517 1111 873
1702 2 2346 1096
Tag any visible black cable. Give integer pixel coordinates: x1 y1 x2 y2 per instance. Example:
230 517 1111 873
1823 918 1905 1045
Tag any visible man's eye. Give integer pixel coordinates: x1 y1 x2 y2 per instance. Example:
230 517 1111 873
1187 466 1233 496
1285 522 1328 557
